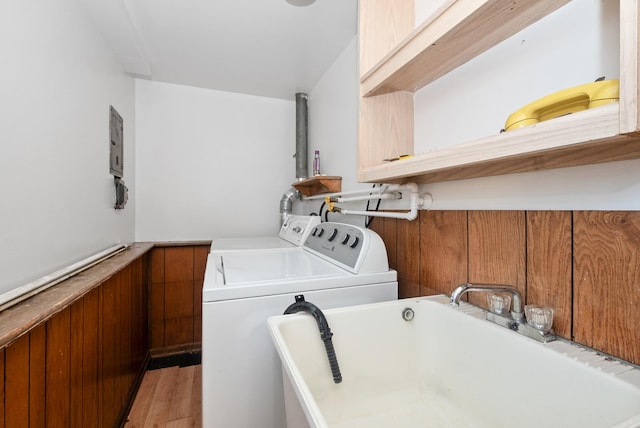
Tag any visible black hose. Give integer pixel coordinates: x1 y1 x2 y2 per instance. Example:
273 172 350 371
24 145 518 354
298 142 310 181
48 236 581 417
283 295 342 384
365 184 382 228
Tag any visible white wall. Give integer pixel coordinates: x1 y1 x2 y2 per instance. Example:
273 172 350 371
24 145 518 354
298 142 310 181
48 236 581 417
0 0 135 294
312 0 640 215
135 80 296 240
303 38 379 227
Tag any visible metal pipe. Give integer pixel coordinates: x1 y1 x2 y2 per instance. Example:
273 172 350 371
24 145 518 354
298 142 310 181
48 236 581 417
279 187 301 226
295 93 308 180
449 283 524 321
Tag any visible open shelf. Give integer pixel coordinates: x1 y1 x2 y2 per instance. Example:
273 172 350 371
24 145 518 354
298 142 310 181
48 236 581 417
358 104 640 184
357 0 640 185
292 176 342 196
361 0 571 97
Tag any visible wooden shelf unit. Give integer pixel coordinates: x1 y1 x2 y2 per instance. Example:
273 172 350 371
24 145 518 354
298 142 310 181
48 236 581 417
357 0 640 184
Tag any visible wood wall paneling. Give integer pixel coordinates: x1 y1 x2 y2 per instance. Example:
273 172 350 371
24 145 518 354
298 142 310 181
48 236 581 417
131 258 148 379
150 248 166 350
120 267 134 414
164 281 195 345
165 247 194 283
46 307 71 428
467 211 526 308
194 246 208 281
0 349 4 428
29 325 45 428
164 247 195 348
70 300 84 428
82 288 100 427
419 210 468 296
573 211 640 365
149 245 210 352
5 333 29 427
150 247 165 283
396 216 421 298
101 277 117 426
194 246 208 343
377 209 637 366
377 217 398 271
526 211 572 339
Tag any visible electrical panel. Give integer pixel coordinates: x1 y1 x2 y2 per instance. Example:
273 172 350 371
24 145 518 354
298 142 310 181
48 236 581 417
109 106 123 178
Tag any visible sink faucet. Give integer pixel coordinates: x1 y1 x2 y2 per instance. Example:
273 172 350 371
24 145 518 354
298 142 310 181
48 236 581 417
449 283 524 321
449 283 555 343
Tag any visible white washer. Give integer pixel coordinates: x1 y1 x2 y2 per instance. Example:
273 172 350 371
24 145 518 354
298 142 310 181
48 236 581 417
210 214 320 252
202 222 397 428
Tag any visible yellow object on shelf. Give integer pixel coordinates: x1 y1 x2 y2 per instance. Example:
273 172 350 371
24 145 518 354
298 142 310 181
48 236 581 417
504 79 619 131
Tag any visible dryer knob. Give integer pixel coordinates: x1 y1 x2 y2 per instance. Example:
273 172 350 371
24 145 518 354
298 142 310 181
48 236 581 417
341 233 350 245
317 228 325 237
349 236 360 248
328 228 338 241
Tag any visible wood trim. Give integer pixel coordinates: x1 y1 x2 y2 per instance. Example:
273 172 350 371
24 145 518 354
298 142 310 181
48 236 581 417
150 343 202 359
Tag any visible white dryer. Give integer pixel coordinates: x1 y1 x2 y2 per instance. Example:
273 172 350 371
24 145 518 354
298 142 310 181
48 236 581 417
202 222 397 428
210 214 320 253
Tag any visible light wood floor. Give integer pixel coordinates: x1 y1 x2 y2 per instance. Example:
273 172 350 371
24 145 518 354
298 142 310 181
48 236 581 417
124 365 202 427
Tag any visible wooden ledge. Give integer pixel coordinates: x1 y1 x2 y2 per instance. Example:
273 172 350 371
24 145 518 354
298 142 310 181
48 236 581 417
0 242 154 350
292 176 342 196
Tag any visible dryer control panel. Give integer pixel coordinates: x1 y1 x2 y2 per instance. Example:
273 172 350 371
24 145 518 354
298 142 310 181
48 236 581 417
304 222 389 274
278 215 321 246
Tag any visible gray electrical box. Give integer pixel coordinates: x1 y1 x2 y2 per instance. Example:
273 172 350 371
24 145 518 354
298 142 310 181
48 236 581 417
109 106 123 178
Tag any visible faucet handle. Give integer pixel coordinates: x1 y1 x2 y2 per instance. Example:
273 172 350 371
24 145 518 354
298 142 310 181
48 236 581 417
487 293 511 315
525 305 554 333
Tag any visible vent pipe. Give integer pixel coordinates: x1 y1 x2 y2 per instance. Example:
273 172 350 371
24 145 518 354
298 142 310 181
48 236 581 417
279 93 308 226
295 93 308 180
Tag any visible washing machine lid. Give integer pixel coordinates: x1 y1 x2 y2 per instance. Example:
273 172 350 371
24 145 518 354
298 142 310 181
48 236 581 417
210 237 296 253
221 250 346 283
202 251 395 301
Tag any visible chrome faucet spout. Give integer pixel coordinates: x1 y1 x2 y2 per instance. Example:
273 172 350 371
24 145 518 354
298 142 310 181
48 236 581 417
449 283 524 321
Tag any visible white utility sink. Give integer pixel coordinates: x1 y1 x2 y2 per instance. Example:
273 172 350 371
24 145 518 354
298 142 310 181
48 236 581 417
268 295 640 428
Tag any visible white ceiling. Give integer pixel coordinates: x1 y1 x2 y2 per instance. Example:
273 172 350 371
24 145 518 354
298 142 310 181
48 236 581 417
80 0 358 100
